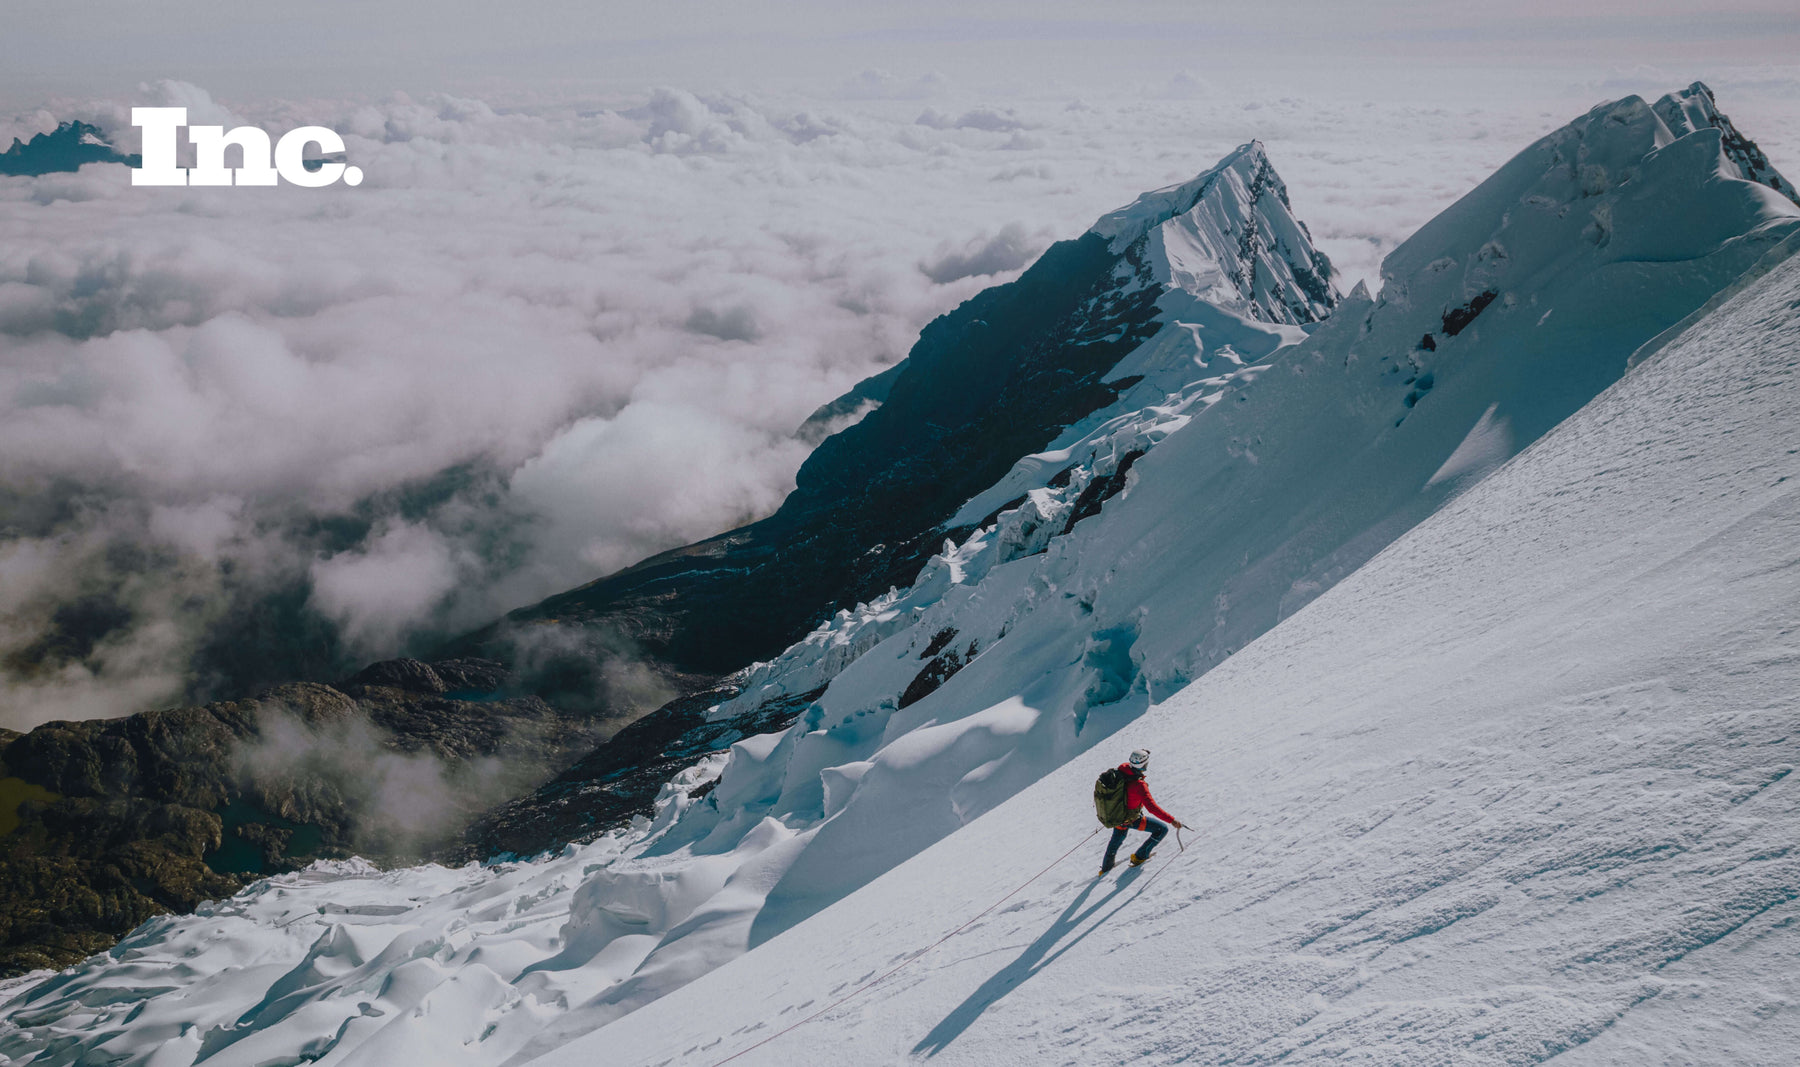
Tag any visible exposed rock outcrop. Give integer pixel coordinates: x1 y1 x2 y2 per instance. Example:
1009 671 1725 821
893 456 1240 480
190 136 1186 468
0 658 603 976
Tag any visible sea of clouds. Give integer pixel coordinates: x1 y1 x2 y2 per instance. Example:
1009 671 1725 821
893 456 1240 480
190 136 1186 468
0 72 1793 730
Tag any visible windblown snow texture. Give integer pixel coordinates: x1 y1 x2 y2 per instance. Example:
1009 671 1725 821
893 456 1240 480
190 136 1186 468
0 84 1795 1067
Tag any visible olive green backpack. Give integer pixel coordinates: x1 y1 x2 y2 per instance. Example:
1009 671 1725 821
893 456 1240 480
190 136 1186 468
1093 767 1132 828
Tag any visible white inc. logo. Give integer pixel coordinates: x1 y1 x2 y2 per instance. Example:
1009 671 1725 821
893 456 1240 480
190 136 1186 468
131 107 364 187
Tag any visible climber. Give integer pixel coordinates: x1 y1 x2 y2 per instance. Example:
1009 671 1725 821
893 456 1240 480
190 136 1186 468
1093 747 1183 874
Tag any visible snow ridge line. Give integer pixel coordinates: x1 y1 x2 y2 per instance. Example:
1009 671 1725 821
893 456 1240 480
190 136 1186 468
707 828 1104 1066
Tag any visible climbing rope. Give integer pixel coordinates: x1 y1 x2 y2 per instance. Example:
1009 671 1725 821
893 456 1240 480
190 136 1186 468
708 827 1103 1066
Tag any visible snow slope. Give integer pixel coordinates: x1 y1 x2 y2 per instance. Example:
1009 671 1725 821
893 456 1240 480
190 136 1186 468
0 85 1794 1067
553 208 1800 1067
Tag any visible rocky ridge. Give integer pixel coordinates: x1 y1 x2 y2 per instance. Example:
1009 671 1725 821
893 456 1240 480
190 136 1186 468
0 121 138 177
0 657 601 975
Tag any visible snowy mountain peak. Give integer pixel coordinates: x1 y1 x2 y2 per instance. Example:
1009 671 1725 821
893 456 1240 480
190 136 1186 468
1088 140 1272 245
1653 81 1800 205
1089 141 1339 324
1377 80 1800 334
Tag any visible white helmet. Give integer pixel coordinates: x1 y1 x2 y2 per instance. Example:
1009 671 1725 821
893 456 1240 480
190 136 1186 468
1127 748 1151 772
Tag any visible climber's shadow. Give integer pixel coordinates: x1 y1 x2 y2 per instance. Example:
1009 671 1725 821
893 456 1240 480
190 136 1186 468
912 865 1151 1056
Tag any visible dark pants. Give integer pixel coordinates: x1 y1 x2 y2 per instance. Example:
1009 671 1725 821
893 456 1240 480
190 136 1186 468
1104 816 1168 868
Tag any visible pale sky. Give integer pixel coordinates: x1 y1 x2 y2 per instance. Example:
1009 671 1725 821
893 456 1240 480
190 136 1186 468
5 1 1800 103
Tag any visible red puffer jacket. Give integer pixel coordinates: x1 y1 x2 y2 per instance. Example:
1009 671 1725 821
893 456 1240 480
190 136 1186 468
1118 764 1174 825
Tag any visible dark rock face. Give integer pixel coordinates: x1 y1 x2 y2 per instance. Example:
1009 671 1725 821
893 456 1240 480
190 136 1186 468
900 645 973 710
429 658 512 694
341 656 511 697
348 657 449 694
452 232 1169 684
1441 290 1498 337
0 121 139 176
795 359 909 446
0 658 604 977
0 795 237 974
1060 449 1146 536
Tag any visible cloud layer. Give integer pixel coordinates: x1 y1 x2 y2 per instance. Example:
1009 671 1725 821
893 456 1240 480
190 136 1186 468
0 76 1792 729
